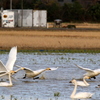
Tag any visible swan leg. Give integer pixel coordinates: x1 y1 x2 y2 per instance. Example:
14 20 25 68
91 76 96 79
23 74 26 79
33 77 39 80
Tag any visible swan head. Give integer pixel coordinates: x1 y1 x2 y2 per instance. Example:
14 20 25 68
69 78 76 83
46 68 51 70
10 70 16 74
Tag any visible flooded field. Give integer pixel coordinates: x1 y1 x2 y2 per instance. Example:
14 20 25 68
0 52 100 100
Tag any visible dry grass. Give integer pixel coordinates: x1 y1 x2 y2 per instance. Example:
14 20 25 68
48 22 100 29
0 29 100 50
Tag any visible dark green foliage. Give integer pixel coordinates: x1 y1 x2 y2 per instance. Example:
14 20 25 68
0 0 100 22
62 1 85 22
86 3 100 22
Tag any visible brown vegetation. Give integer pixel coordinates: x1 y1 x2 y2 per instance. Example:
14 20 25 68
0 26 100 50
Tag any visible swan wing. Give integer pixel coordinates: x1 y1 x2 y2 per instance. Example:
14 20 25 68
16 65 58 73
74 64 94 73
33 69 50 75
0 60 7 72
23 67 33 73
72 81 87 86
0 72 9 78
77 81 87 86
16 65 33 73
34 67 58 73
94 69 100 74
33 67 58 75
75 92 93 98
6 46 17 71
35 69 45 72
49 67 58 71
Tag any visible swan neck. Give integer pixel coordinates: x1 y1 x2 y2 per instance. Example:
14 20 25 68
9 73 12 85
83 77 89 85
70 81 77 98
15 68 22 73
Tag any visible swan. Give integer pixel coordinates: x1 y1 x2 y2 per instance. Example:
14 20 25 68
70 76 90 86
70 79 93 99
0 73 13 87
74 64 100 79
16 65 58 79
0 46 17 79
95 84 100 88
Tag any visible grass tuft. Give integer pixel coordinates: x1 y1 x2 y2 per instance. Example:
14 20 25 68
54 92 60 97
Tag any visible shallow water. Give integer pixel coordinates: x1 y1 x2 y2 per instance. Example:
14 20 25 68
0 52 100 100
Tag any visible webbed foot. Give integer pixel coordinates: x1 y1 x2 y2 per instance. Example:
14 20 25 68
91 76 96 79
23 74 26 79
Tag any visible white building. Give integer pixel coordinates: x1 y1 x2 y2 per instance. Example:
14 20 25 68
1 10 47 28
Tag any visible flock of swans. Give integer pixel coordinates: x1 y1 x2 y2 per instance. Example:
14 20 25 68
69 63 100 99
0 46 58 86
0 46 100 99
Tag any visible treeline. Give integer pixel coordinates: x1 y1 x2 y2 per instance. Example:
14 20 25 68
0 0 100 22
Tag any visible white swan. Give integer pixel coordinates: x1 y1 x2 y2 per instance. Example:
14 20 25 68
96 84 100 88
0 73 12 87
74 64 100 79
0 46 17 79
16 65 58 79
71 76 90 86
70 79 93 99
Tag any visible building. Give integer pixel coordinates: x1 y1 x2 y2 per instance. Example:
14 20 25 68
1 10 47 28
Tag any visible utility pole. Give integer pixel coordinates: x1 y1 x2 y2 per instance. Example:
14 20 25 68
10 0 12 10
21 0 23 27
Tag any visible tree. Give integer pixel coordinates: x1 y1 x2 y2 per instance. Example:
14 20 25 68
0 0 10 9
62 1 85 22
34 0 61 21
0 0 100 22
62 3 73 22
86 3 100 22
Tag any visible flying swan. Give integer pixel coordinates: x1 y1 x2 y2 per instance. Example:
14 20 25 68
70 76 90 86
74 64 100 79
0 46 22 80
0 73 12 86
70 79 93 99
16 65 58 79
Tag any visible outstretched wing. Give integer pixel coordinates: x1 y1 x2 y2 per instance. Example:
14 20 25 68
74 64 94 73
16 65 58 74
50 67 58 71
34 67 58 75
0 60 7 73
16 65 33 73
6 46 17 71
35 67 58 72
